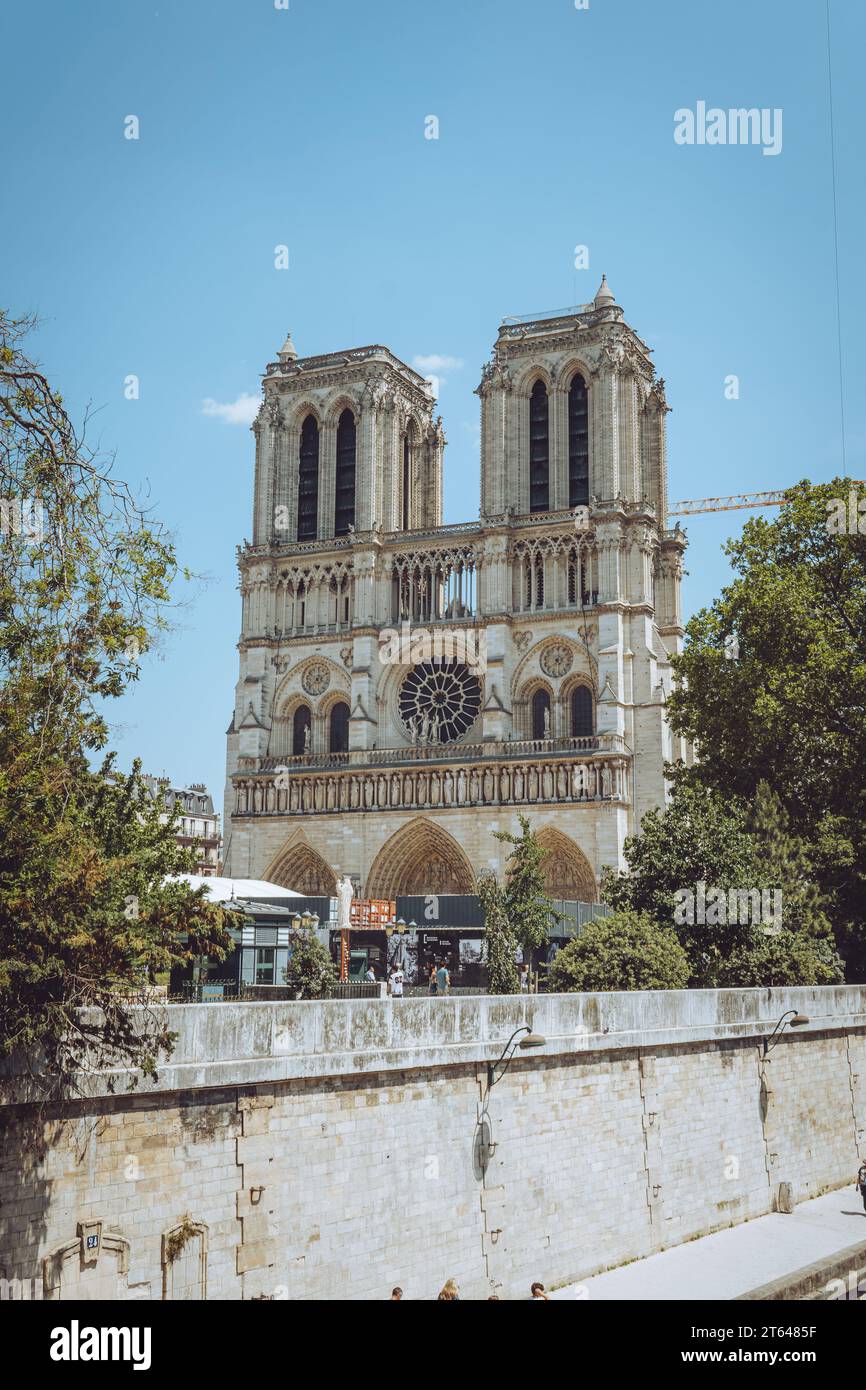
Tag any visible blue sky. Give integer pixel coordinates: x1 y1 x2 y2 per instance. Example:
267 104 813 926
3 0 863 818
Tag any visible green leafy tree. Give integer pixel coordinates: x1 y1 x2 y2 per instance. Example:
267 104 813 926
0 312 232 1099
746 780 840 949
602 782 764 981
547 911 690 993
478 872 520 995
601 780 842 986
714 932 843 988
665 478 866 976
282 930 338 999
495 813 559 953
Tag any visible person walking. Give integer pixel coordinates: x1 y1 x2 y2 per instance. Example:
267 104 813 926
856 1158 866 1212
365 964 376 984
437 1278 460 1301
428 965 438 996
390 965 404 998
436 961 450 996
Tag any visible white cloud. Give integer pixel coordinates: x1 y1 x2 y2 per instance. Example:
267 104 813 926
201 393 260 426
412 354 464 372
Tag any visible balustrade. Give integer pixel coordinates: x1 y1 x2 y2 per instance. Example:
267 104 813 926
233 749 629 817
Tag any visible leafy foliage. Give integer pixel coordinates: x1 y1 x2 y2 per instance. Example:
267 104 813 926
478 872 520 995
0 312 232 1099
665 479 866 976
602 780 842 987
713 932 843 987
494 813 559 952
547 911 690 993
282 930 338 999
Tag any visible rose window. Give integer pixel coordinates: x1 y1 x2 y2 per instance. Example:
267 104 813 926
398 660 482 745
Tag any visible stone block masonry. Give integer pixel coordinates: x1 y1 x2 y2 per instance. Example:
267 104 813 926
1 988 865 1300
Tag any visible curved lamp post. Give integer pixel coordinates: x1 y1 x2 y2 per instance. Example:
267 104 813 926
476 1026 546 1170
763 1010 809 1057
487 1025 547 1089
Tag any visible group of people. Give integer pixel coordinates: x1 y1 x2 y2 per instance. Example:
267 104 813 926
363 962 453 996
390 1280 549 1301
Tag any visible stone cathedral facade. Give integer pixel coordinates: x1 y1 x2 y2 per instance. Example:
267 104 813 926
223 277 689 900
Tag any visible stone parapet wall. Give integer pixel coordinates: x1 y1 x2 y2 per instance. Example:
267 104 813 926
1 988 864 1301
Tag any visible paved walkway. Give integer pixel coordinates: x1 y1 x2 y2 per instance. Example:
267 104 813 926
551 1187 866 1300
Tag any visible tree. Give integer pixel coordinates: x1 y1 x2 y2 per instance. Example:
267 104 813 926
282 930 338 999
478 872 520 995
746 781 840 947
494 814 559 953
713 932 843 988
665 478 866 976
547 911 690 993
0 311 233 1099
601 781 764 982
601 779 842 987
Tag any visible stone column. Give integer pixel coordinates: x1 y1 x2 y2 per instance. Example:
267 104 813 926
550 381 569 511
357 398 381 531
318 420 337 542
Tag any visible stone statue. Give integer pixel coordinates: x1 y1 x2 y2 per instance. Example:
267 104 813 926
303 724 311 753
336 875 354 931
543 707 551 738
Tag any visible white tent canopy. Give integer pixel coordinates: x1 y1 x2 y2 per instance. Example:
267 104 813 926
168 874 304 902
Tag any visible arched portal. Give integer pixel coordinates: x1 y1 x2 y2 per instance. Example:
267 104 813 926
366 818 475 898
265 839 337 895
535 827 597 901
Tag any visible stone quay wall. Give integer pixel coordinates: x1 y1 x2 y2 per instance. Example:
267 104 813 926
1 987 865 1301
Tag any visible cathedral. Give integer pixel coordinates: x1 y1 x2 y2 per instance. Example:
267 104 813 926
222 277 689 901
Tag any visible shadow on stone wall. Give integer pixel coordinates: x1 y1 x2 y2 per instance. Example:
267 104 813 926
0 1106 53 1300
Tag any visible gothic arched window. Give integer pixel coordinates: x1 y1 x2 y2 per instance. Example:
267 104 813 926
531 688 551 740
571 686 593 737
529 379 549 513
329 700 350 753
292 704 312 756
335 410 356 536
568 372 589 507
297 415 319 541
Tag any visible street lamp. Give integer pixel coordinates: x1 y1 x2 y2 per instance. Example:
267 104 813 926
475 1026 547 1172
486 1025 547 1090
763 1010 810 1057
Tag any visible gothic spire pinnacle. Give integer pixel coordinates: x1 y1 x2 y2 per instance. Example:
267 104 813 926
594 274 616 308
277 330 298 362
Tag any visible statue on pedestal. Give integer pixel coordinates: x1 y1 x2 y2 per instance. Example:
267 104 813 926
336 874 354 931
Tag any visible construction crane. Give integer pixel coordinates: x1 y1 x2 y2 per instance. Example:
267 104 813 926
668 486 865 519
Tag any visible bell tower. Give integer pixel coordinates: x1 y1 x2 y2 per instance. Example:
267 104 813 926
477 276 669 521
251 332 445 547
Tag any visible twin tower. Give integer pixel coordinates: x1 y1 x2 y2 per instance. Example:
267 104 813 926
223 278 688 904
